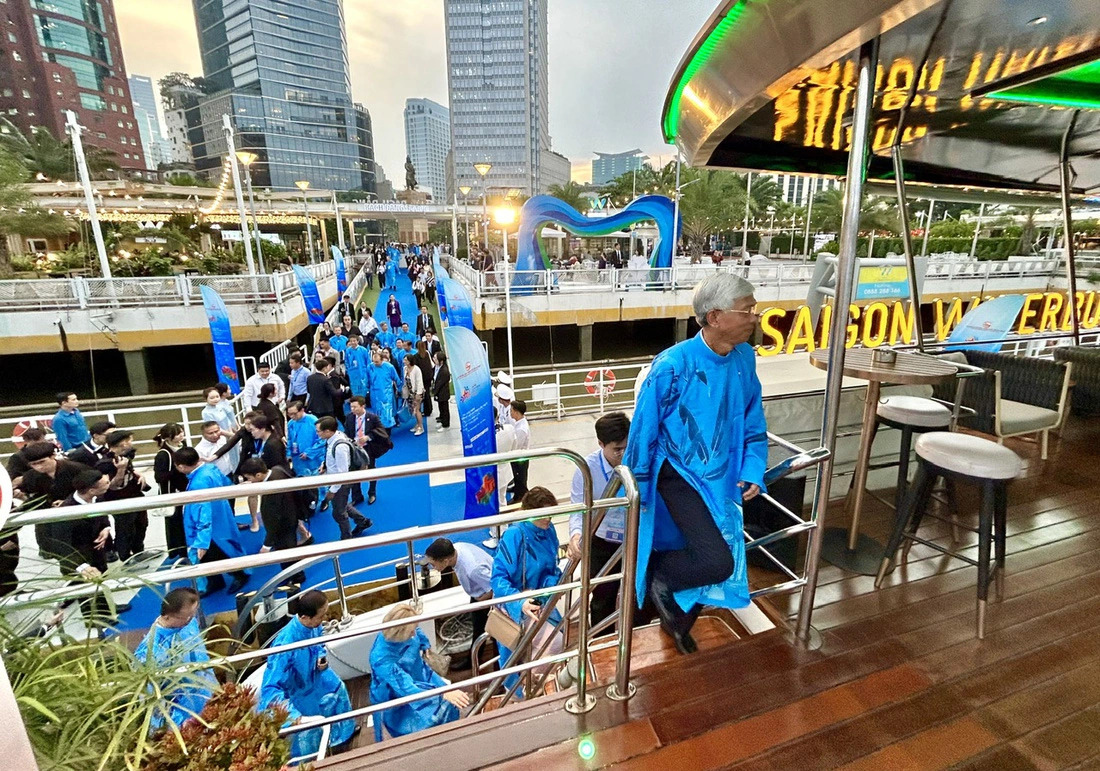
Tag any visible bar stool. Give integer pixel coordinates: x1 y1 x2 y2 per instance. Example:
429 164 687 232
871 395 953 511
875 431 1021 639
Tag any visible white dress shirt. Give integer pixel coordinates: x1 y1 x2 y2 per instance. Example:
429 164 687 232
453 541 493 599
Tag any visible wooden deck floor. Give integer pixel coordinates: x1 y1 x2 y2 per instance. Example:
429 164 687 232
321 419 1100 770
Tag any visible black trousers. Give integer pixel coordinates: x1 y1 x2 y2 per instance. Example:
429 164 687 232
199 541 249 590
330 485 369 539
366 271 374 288
422 386 433 416
165 507 187 558
436 396 450 427
651 462 734 593
509 460 529 503
470 597 489 648
262 501 306 582
113 510 148 561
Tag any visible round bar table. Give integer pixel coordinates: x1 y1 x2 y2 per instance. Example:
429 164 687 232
809 348 958 574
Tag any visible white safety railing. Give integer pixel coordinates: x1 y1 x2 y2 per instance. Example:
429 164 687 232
0 262 336 312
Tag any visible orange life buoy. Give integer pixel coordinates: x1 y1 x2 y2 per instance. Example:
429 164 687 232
584 369 617 396
11 419 52 448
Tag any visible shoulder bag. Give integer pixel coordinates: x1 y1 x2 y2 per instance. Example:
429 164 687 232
485 532 526 650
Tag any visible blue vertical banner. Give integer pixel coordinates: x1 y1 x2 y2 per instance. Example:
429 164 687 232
441 277 474 331
436 274 450 327
331 246 348 296
946 294 1028 352
444 326 499 520
199 285 241 394
292 265 326 324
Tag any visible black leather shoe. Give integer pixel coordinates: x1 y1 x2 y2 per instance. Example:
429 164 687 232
227 574 248 595
351 520 373 537
648 573 697 655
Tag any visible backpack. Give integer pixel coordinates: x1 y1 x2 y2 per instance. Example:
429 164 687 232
334 437 370 471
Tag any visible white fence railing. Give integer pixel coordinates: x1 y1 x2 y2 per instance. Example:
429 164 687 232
0 262 337 311
443 255 1093 300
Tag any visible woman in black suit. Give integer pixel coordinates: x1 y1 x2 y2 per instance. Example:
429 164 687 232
153 423 189 557
432 351 452 430
256 383 286 439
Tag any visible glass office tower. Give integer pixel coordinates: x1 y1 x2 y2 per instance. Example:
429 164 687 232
188 0 375 192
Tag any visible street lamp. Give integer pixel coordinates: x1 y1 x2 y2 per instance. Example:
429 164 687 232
235 150 265 273
295 180 315 263
459 185 472 257
494 204 517 382
474 162 492 250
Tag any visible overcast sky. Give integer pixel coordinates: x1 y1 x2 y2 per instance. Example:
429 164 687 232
114 0 717 184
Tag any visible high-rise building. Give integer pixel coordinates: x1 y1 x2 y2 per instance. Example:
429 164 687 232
592 150 647 186
404 98 450 200
445 0 565 197
129 75 168 170
187 0 375 192
0 0 145 172
774 174 839 206
160 75 202 167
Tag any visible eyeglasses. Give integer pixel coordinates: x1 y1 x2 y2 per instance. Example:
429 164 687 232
718 305 760 318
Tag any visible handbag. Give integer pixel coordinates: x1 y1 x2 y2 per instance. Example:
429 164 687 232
485 533 527 649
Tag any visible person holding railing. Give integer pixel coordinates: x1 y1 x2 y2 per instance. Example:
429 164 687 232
259 590 358 757
489 487 565 697
368 602 468 738
624 273 767 655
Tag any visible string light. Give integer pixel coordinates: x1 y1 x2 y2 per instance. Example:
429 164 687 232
200 157 234 214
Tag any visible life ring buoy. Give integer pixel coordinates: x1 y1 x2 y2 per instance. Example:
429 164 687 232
11 419 52 448
584 369 617 396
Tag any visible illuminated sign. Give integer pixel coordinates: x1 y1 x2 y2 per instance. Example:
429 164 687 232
755 291 1100 357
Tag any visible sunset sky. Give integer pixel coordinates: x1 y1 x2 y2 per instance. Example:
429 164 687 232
113 0 715 184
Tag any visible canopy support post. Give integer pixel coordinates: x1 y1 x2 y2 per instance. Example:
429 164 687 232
1059 109 1081 346
891 146 926 352
796 37 879 643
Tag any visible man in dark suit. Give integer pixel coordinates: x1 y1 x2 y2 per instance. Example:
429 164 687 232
94 431 150 561
336 294 355 322
423 331 442 359
18 441 99 560
59 468 115 627
239 458 309 584
67 420 116 467
306 358 346 421
432 351 452 430
344 396 385 505
415 305 436 338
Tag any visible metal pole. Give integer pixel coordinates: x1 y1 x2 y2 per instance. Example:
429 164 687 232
891 146 925 351
565 448 596 715
503 227 515 381
1060 109 1081 345
244 166 265 273
482 187 489 250
803 177 816 257
742 171 753 257
921 199 934 256
333 191 346 251
968 202 985 259
796 38 879 643
463 197 471 256
332 556 350 620
406 542 420 604
222 115 257 276
608 469 639 702
672 148 682 257
303 193 315 263
64 110 114 293
451 191 460 257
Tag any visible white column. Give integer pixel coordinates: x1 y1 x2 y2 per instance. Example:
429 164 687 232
221 115 257 275
65 111 112 287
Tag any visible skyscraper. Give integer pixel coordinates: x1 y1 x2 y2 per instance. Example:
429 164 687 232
444 0 569 197
592 150 648 186
186 0 375 192
129 75 168 171
0 0 145 172
404 98 450 200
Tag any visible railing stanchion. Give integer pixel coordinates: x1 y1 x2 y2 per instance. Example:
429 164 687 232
608 469 639 701
407 542 420 604
332 556 350 620
565 457 596 714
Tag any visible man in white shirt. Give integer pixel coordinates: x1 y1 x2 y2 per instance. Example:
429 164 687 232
195 421 235 477
509 400 530 502
424 538 493 646
242 363 285 410
315 416 372 539
495 384 515 430
567 411 635 630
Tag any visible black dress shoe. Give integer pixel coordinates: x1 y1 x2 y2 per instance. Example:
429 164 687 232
298 534 315 547
105 550 119 563
648 573 697 655
227 575 249 595
351 520 373 537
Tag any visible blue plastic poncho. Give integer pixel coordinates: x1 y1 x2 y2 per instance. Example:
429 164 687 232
328 334 348 353
385 260 397 289
368 360 401 428
624 334 768 612
368 628 459 738
377 329 396 351
344 344 371 398
134 617 216 731
287 413 327 477
183 464 248 593
490 521 562 687
259 616 355 758
397 329 417 347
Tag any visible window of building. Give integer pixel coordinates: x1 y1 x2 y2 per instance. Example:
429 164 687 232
12 51 21 61
52 72 62 82
110 102 117 111
96 131 106 138
21 89 29 98
79 93 106 111
7 32 15 43
0 89 10 97
120 104 127 113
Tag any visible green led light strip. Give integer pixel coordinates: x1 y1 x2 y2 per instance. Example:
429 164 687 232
989 57 1100 110
662 1 749 143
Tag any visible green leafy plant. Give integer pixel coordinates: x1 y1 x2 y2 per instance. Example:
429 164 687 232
141 683 299 771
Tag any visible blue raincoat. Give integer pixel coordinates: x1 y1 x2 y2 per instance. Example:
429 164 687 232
328 334 348 353
183 464 248 593
397 329 417 347
385 260 397 289
624 334 768 612
377 329 396 351
287 413 327 477
490 521 562 689
368 628 459 738
344 343 371 398
135 617 216 731
394 346 408 373
368 360 401 428
259 616 355 758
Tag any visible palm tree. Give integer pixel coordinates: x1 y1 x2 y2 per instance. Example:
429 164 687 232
547 181 590 212
0 145 73 269
810 188 900 234
0 119 117 181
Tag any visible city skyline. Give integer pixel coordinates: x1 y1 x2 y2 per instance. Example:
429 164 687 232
113 0 716 186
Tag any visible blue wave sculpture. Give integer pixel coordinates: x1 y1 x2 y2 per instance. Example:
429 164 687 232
515 194 677 274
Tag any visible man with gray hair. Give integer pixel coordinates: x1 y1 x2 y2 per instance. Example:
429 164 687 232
623 272 767 654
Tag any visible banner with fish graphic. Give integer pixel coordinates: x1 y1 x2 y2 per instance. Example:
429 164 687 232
292 264 327 324
331 246 348 296
946 294 1028 352
441 277 474 331
444 325 499 520
199 285 241 394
